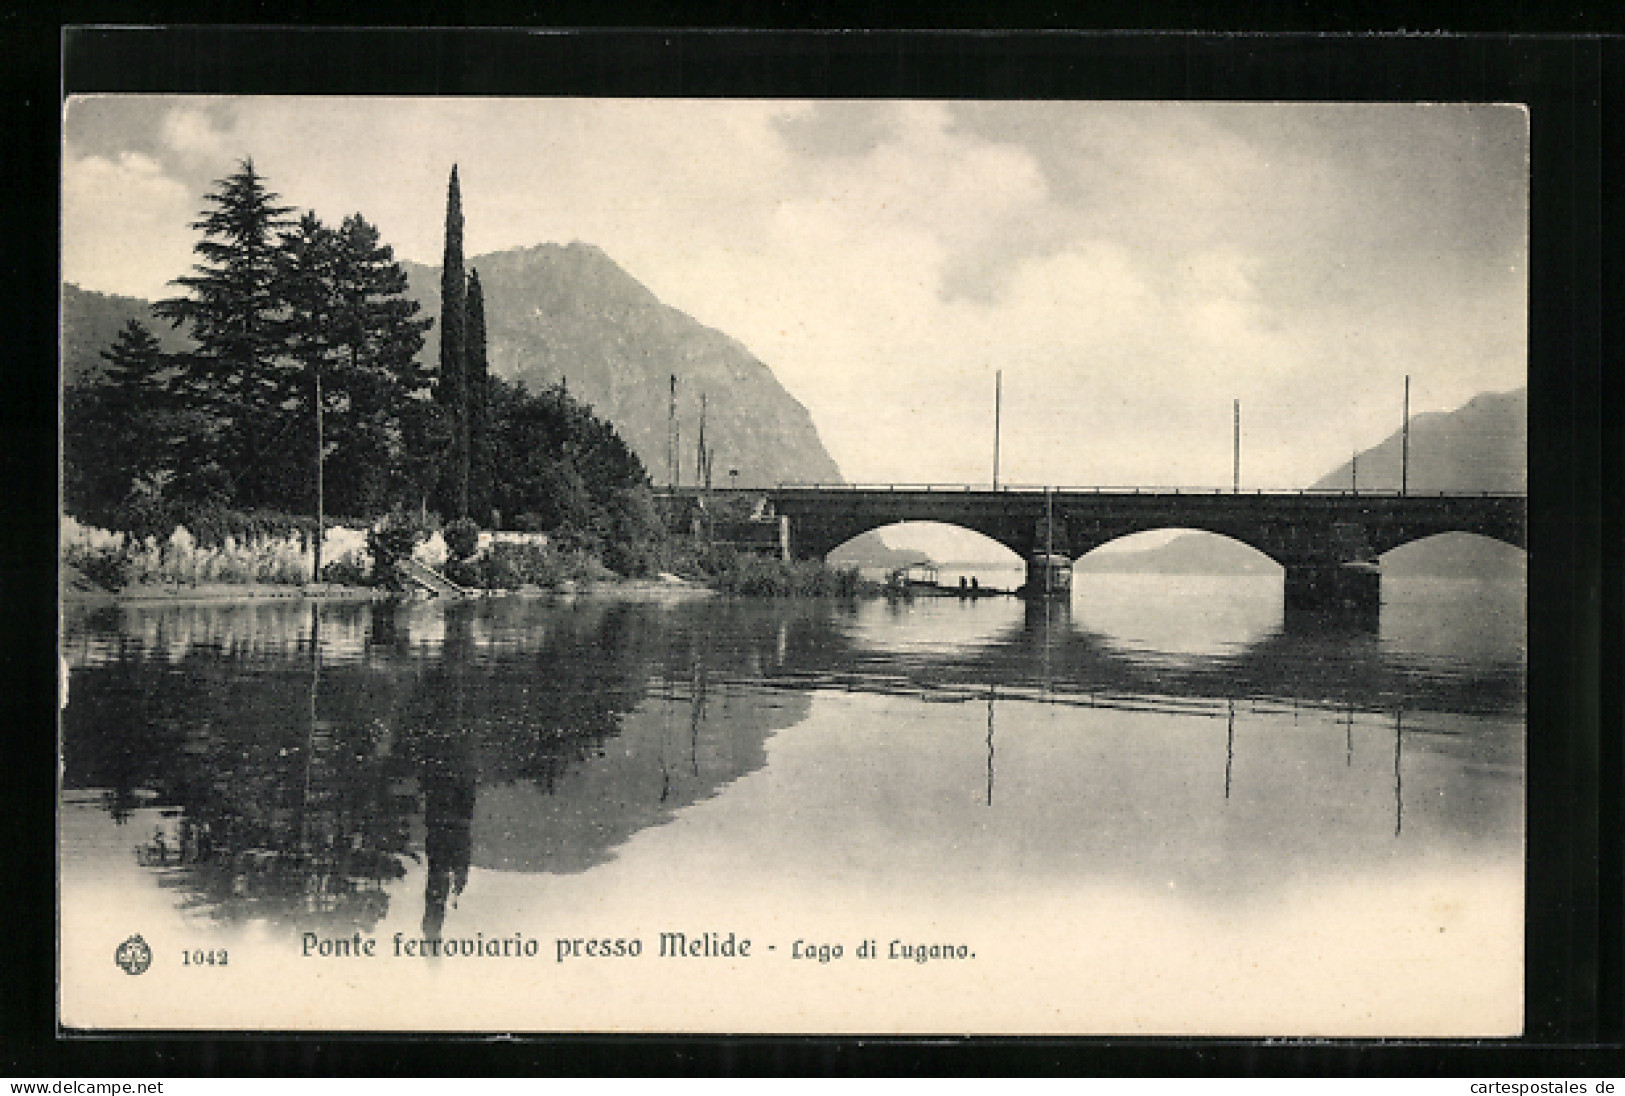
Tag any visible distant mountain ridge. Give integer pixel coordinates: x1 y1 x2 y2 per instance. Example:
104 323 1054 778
61 241 845 491
1080 387 1527 576
1076 533 1279 575
401 242 842 489
61 284 193 388
1312 388 1525 493
828 530 933 571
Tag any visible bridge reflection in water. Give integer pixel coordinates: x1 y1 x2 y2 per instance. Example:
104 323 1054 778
62 576 1521 942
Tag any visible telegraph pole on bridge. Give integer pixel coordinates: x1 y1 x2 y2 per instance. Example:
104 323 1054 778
1233 399 1241 494
1402 375 1410 496
993 370 1002 490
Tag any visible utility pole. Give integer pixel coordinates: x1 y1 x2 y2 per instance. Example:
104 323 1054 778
313 366 324 581
667 374 677 489
1401 374 1411 496
1351 450 1358 495
993 370 1002 490
696 393 707 488
1233 399 1241 493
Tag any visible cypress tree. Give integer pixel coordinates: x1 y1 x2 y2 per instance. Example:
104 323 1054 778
465 267 489 522
435 165 468 518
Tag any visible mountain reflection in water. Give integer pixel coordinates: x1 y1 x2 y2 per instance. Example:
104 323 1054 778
60 576 1523 938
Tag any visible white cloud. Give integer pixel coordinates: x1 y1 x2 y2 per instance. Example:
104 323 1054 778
159 107 235 163
61 151 197 301
60 98 1527 493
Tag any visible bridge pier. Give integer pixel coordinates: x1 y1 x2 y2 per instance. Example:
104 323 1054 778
1020 553 1073 598
1283 563 1381 613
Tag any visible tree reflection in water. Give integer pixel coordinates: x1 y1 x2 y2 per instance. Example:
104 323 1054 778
400 607 478 942
140 604 414 933
75 599 665 938
63 587 1516 939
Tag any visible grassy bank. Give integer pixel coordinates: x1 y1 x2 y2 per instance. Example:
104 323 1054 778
445 541 615 591
62 515 882 601
659 537 876 597
62 515 330 590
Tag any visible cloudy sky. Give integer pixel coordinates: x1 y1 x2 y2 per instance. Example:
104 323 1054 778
63 97 1527 493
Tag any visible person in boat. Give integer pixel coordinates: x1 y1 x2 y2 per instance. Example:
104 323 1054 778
970 576 980 592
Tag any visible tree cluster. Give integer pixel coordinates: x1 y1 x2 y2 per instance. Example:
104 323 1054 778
63 159 664 573
64 161 435 531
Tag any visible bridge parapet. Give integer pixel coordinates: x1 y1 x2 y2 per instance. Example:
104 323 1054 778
756 487 1525 564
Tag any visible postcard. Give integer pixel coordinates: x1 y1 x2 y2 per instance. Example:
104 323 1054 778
59 80 1528 1034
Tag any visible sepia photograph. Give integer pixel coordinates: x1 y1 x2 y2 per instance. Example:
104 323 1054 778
58 87 1529 1035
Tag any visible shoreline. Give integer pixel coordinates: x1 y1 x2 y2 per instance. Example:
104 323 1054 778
60 576 722 609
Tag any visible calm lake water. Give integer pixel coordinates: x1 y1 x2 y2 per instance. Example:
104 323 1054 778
59 574 1525 1034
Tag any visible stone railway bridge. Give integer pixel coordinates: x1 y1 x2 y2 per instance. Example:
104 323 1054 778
660 485 1527 611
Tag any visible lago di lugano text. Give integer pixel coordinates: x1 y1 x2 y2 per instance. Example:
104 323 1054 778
299 931 974 964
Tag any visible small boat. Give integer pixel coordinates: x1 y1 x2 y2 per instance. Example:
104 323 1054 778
888 563 942 590
886 563 1010 598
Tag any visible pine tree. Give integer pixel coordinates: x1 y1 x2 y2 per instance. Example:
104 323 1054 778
465 267 490 522
272 211 437 545
435 165 469 519
327 213 434 515
153 159 294 509
99 318 168 394
63 320 172 524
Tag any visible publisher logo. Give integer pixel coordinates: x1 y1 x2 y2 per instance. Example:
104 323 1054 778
114 934 152 975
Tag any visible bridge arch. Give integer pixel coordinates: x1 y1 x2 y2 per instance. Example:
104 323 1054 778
1369 522 1527 556
826 521 1024 569
1060 513 1292 568
1377 531 1528 574
1073 527 1285 573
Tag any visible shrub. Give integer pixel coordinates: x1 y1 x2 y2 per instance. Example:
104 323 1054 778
320 552 371 586
444 518 481 562
445 542 613 591
367 510 432 580
72 547 131 591
707 553 864 597
168 506 318 550
110 477 179 544
547 523 602 556
63 516 322 588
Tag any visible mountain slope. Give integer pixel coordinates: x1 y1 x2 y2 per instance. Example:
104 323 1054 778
828 529 934 570
61 284 193 388
1082 387 1527 576
403 243 842 489
1311 388 1525 493
1076 533 1280 575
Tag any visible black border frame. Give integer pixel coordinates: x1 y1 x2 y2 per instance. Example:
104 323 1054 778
4 23 1616 1077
